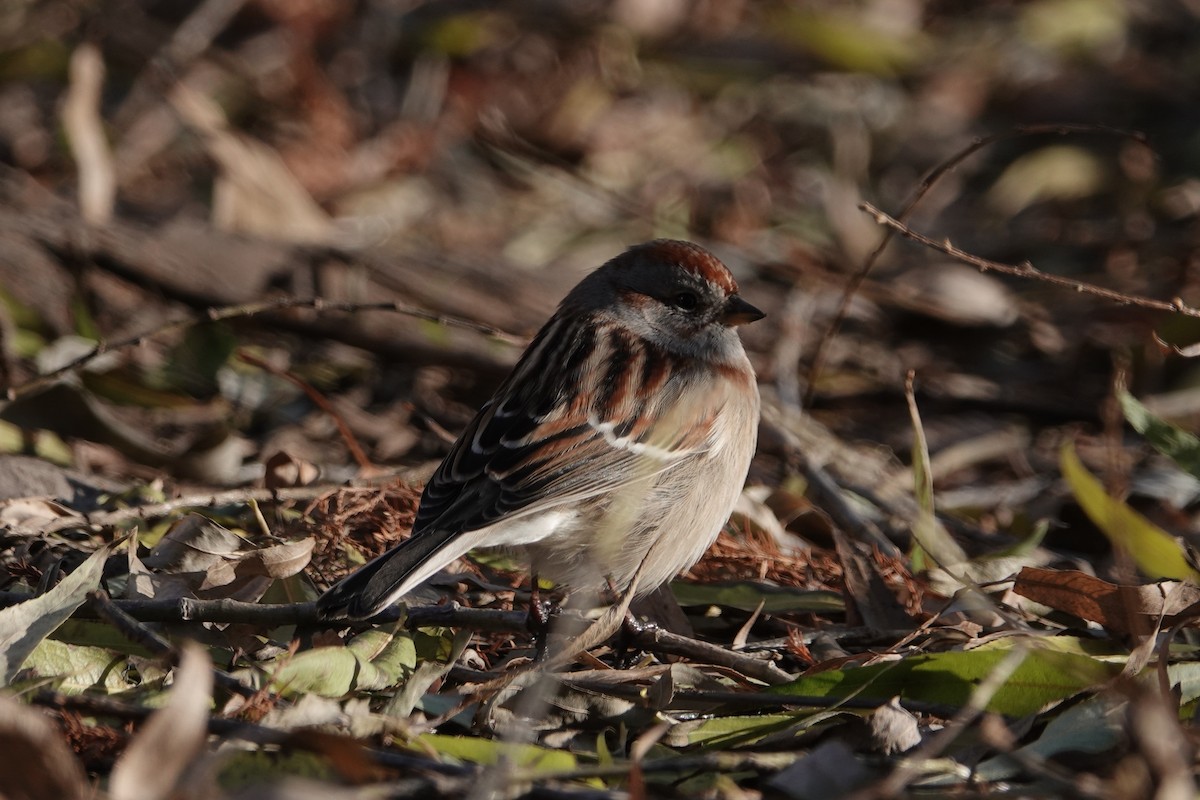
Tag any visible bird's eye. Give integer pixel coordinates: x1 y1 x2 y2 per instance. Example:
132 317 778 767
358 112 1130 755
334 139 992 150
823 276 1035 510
670 291 700 311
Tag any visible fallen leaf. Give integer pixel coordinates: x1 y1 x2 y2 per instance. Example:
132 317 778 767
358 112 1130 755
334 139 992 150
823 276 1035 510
1060 441 1200 582
1013 566 1200 634
766 739 875 800
109 643 214 800
0 543 112 685
779 637 1118 717
138 514 313 601
0 694 88 800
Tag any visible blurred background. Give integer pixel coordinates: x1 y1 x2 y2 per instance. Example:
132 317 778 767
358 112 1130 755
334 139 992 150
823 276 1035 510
0 0 1197 511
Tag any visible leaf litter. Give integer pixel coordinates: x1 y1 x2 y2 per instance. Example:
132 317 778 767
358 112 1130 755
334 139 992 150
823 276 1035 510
1 4 1200 799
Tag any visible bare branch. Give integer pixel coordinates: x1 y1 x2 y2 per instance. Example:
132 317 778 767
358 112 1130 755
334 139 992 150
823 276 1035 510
804 123 1148 406
861 202 1200 318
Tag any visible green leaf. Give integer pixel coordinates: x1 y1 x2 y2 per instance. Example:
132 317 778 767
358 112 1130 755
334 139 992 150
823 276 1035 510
271 629 416 697
1019 0 1127 53
1167 661 1200 707
671 581 844 613
987 146 1106 215
412 734 576 772
777 638 1118 717
20 638 138 693
161 324 237 397
906 382 967 570
767 8 924 75
1118 389 1200 480
51 620 155 656
0 543 112 685
684 713 810 748
1060 441 1200 581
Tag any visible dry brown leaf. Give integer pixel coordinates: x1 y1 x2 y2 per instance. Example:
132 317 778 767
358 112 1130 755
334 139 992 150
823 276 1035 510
0 694 88 800
832 529 912 631
137 514 313 601
0 497 76 531
1012 566 1200 635
109 643 214 800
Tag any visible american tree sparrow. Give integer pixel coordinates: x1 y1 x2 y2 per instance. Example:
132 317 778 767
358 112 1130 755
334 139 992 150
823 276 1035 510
318 240 763 619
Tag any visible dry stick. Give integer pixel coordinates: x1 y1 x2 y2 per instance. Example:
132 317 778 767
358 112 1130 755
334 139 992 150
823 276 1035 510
5 296 522 401
625 626 793 686
1 588 791 684
0 591 519 630
111 0 248 132
62 43 115 225
803 123 1148 408
861 202 1200 318
236 348 374 472
87 589 260 699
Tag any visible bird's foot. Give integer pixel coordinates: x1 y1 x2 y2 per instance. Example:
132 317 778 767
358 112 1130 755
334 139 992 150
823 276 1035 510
613 611 657 669
525 579 562 661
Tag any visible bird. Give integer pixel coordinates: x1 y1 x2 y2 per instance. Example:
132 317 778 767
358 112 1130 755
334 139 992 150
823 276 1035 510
317 239 763 620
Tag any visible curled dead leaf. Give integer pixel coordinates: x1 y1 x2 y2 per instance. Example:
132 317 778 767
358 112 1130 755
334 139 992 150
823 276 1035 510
1012 566 1200 635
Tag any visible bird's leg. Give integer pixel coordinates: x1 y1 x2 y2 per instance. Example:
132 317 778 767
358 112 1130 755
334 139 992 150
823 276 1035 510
606 577 657 669
525 574 559 660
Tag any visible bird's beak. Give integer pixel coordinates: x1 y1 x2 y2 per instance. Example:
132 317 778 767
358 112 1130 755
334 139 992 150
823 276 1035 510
722 295 765 326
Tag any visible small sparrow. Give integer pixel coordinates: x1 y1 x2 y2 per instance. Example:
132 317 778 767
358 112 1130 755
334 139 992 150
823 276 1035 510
318 240 763 620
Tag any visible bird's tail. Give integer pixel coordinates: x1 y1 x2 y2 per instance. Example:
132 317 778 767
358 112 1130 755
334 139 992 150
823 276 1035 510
316 528 467 620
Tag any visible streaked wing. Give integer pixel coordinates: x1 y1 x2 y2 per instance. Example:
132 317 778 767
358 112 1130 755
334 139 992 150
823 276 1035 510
411 312 713 538
317 311 717 619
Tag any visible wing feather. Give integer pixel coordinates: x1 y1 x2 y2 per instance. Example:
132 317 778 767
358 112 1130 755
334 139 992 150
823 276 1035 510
317 311 718 619
411 313 706 537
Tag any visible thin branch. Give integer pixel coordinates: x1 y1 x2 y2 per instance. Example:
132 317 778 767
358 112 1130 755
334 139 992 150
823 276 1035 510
804 123 1147 407
87 589 261 698
625 625 794 686
6 296 523 401
0 591 526 631
861 202 1200 318
2 588 797 684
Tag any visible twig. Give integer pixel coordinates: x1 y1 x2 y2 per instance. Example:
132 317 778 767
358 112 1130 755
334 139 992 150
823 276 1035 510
87 589 175 656
625 625 794 686
3 587 800 687
861 202 1200 318
62 43 115 224
804 123 1147 407
0 591 527 631
87 589 260 698
111 0 248 133
6 296 522 401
